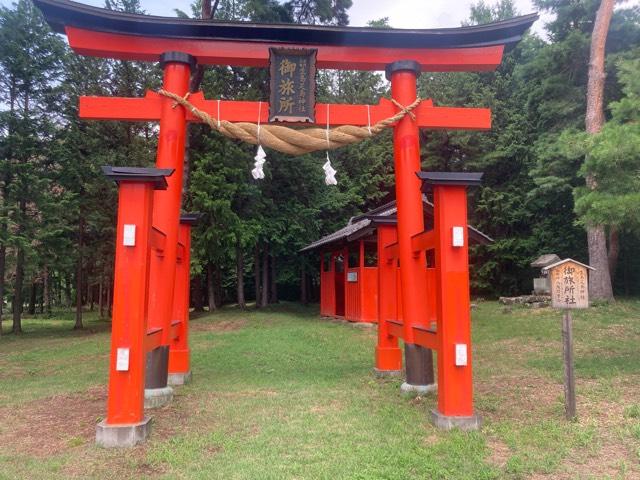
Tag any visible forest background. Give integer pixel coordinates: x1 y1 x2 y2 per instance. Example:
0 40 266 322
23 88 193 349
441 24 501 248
0 0 639 334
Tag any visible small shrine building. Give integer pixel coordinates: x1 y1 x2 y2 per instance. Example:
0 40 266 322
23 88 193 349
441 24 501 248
302 197 492 323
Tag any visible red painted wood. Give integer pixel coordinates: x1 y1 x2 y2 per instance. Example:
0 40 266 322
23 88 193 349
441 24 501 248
386 320 404 340
426 267 437 325
391 68 430 345
334 249 346 317
145 328 162 353
345 267 360 321
412 326 438 350
385 241 399 262
150 227 166 252
396 261 403 323
106 181 154 425
375 225 402 371
434 185 474 417
412 229 435 252
147 61 191 347
360 267 378 323
168 223 192 375
67 26 506 72
79 92 491 131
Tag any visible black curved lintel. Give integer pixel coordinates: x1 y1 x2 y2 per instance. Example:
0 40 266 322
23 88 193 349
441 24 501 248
33 0 538 50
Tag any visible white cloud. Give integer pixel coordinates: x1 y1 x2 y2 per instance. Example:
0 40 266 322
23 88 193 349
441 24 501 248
348 0 547 36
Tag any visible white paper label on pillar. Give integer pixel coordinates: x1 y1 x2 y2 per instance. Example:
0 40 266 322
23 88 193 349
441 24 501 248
123 224 136 246
455 343 468 366
116 348 130 371
452 226 465 247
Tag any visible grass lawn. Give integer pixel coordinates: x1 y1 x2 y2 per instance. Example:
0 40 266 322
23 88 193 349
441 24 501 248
1 301 640 479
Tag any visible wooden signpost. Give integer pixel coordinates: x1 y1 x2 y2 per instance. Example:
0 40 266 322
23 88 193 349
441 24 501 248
543 259 595 421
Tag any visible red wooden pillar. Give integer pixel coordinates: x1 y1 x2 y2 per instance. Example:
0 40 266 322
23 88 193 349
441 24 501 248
386 61 435 391
145 52 196 395
168 213 198 385
419 171 482 430
96 166 172 448
375 223 402 374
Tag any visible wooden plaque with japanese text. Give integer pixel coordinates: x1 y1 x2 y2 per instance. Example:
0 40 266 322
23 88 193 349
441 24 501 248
269 48 317 123
549 260 590 309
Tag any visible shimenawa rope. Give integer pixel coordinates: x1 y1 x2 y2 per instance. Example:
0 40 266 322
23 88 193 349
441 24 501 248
159 89 421 156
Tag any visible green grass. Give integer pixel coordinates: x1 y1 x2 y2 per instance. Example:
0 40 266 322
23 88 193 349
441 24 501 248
1 301 640 479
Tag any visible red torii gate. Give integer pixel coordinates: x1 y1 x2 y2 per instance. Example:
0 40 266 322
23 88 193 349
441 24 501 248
34 0 536 446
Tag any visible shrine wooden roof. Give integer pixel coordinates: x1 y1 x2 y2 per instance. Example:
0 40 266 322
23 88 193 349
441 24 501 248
34 0 537 50
300 197 493 252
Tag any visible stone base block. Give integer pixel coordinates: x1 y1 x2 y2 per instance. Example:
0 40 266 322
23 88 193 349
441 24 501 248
351 322 376 329
96 417 151 448
168 371 192 386
400 382 437 397
144 386 173 409
430 409 482 431
373 368 402 378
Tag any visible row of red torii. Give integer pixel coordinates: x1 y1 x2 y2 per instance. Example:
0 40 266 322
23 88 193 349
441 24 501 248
33 0 536 447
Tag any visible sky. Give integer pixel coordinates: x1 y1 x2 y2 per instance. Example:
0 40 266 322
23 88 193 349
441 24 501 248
0 0 553 36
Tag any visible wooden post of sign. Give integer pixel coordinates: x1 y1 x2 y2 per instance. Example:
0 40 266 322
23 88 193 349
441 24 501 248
543 258 595 423
562 309 576 420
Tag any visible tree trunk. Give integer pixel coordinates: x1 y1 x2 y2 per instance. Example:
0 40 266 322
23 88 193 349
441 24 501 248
0 243 5 336
181 1 219 204
300 261 308 305
236 237 246 308
98 270 104 318
12 198 27 334
28 281 36 315
107 281 112 318
261 244 269 307
215 265 223 307
12 246 24 334
74 215 85 329
584 0 615 301
38 280 44 314
254 244 261 308
269 255 278 304
44 264 51 317
65 274 72 309
56 272 62 307
192 274 204 312
587 225 614 300
608 227 619 283
207 263 217 311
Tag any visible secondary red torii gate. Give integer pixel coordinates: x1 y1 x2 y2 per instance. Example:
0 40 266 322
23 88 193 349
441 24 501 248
34 0 536 446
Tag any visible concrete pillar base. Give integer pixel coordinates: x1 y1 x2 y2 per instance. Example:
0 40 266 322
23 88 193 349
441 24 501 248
400 382 437 397
168 370 192 386
430 409 481 431
373 368 402 378
95 416 152 448
351 322 376 329
144 386 174 409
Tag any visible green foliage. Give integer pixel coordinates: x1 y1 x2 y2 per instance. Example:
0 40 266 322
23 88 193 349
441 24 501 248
574 55 640 231
0 0 640 310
